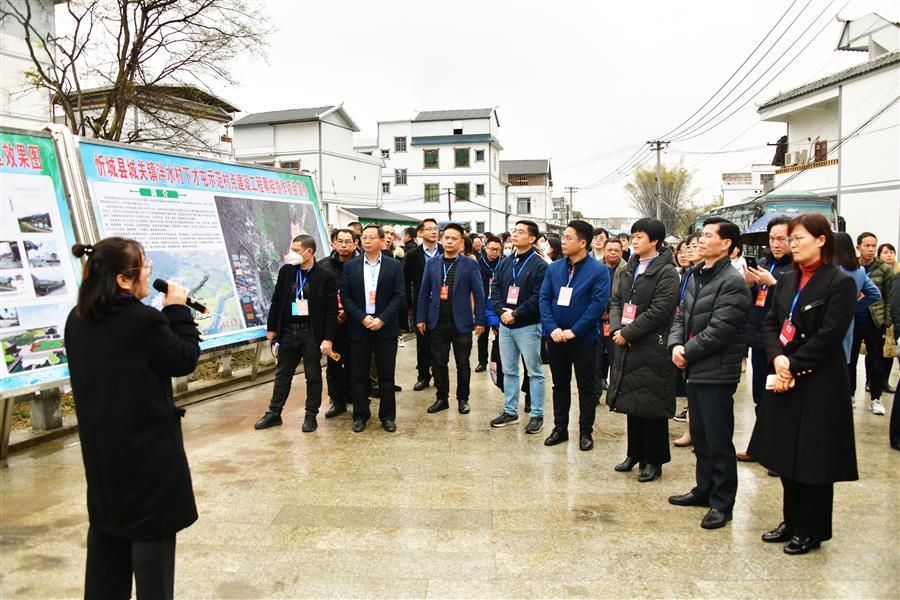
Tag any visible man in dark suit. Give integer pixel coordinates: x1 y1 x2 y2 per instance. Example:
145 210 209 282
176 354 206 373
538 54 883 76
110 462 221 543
404 218 442 391
319 228 357 418
416 223 485 415
255 235 338 433
340 224 406 432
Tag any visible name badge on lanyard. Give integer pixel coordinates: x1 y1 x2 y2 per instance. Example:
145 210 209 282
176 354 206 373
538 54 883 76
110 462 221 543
506 285 520 304
557 262 576 306
780 287 802 346
621 303 638 324
756 262 777 307
367 258 380 305
293 267 311 316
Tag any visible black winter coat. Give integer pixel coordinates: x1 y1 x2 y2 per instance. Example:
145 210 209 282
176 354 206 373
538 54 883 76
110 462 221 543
65 301 200 540
607 248 680 418
748 264 858 485
747 253 793 347
266 261 338 343
668 256 752 384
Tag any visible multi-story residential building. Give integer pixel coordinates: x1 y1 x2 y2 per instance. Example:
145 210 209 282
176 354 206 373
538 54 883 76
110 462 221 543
500 159 553 229
1 0 56 129
757 12 899 241
232 104 384 223
376 108 507 234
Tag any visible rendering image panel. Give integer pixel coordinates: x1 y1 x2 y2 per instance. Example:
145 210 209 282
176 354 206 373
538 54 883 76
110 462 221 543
31 270 67 297
0 241 23 269
1 325 66 373
24 239 61 268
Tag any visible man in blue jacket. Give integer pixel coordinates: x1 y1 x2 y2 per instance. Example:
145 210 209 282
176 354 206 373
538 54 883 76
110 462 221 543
416 223 485 414
489 220 548 434
540 220 610 450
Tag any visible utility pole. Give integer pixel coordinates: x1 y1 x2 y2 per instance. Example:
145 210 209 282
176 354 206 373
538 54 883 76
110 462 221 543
564 186 578 225
647 141 669 221
444 187 453 222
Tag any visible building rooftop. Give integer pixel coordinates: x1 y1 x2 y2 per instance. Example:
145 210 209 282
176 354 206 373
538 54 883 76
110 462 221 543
233 105 360 131
413 108 496 123
758 50 900 110
500 159 551 176
62 84 240 121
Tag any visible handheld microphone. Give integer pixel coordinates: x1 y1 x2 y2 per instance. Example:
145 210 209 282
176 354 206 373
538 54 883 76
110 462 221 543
152 279 208 314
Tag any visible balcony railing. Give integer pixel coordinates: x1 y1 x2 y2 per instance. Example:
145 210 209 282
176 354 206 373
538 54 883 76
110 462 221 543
775 158 838 175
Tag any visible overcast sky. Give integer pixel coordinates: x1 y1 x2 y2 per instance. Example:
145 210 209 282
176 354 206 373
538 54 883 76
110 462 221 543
220 0 898 217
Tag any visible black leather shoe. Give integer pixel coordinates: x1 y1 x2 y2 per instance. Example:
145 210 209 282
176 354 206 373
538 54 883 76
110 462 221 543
254 412 282 430
668 492 709 507
352 419 366 433
324 403 346 419
474 363 486 373
301 414 317 433
427 399 449 413
393 384 402 392
413 380 430 391
783 535 820 555
458 400 470 414
382 419 396 433
544 428 569 446
638 463 662 482
579 434 594 451
701 508 732 529
614 456 639 472
762 522 793 543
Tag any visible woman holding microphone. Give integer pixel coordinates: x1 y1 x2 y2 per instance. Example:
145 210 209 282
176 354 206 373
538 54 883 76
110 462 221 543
749 214 858 555
65 237 201 598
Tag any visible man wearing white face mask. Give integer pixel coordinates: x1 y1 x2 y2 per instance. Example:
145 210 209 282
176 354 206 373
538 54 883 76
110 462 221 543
255 235 338 432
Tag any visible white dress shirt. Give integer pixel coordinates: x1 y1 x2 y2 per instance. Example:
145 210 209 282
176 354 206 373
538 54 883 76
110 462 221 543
363 254 382 314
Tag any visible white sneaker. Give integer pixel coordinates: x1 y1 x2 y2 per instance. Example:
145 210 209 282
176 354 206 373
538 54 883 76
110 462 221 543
871 399 886 415
398 335 406 348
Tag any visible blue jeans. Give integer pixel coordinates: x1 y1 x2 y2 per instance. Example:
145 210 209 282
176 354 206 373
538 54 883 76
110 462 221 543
499 323 545 417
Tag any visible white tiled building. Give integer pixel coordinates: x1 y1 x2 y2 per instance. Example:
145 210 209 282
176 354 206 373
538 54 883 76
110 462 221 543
232 105 384 223
0 0 55 129
375 108 508 234
757 13 900 241
500 159 554 229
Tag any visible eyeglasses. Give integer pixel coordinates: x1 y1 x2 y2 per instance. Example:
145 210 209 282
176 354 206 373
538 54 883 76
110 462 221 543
126 259 153 275
422 226 438 232
788 235 811 244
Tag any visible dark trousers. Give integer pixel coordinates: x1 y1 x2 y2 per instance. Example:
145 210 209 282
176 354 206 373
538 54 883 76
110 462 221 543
687 382 738 512
269 323 323 415
85 526 176 600
477 327 494 366
626 415 671 465
782 477 833 541
431 321 473 402
892 357 900 446
415 321 433 382
750 343 769 408
350 331 397 423
326 324 350 407
594 334 614 383
849 319 885 399
547 337 598 435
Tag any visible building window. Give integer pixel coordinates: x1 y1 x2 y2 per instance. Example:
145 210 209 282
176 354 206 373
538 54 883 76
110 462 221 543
455 148 470 168
814 140 828 162
475 221 485 234
381 149 389 159
476 183 485 196
395 169 407 185
382 182 390 194
761 173 775 193
455 182 470 202
453 127 463 135
475 149 485 162
394 137 407 153
510 174 530 186
517 197 531 214
424 149 439 169
425 183 440 203
279 161 300 170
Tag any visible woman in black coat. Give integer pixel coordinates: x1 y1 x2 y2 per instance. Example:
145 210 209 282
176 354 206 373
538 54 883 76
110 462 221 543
65 237 200 599
748 214 858 556
607 220 679 482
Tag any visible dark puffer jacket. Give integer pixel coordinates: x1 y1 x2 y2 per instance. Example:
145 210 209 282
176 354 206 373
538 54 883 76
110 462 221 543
607 247 680 418
864 257 894 327
668 256 752 385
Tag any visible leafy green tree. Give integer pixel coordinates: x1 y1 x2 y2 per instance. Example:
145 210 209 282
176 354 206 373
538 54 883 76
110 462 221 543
624 160 698 235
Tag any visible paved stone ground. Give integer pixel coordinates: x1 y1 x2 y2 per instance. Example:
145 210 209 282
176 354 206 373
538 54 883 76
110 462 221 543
1 341 898 599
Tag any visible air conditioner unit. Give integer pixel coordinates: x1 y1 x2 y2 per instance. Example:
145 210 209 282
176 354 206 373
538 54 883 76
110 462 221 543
799 149 808 164
784 152 797 166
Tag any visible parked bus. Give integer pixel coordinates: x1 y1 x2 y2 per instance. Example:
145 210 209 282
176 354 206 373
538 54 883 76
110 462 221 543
690 190 839 234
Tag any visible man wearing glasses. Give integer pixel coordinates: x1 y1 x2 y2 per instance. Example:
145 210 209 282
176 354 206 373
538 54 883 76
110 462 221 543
739 216 793 461
404 218 442 391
